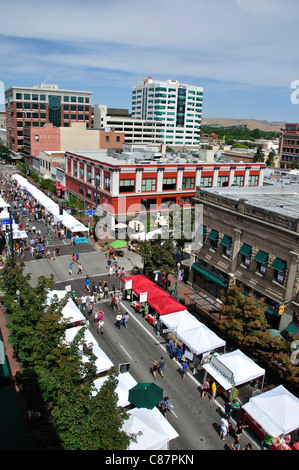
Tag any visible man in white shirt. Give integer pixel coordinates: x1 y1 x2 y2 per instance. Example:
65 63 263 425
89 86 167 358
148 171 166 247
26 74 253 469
81 295 87 311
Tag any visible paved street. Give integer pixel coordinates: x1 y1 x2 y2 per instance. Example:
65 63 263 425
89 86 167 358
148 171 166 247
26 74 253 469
17 214 262 451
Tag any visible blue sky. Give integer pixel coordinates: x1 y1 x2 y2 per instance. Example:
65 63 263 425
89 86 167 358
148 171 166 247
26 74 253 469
1 0 299 122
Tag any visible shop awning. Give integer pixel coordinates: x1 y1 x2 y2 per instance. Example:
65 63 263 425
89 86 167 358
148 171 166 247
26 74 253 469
192 264 228 287
220 235 232 247
207 229 219 241
196 225 206 235
271 258 287 272
254 250 268 264
239 243 252 256
284 322 298 335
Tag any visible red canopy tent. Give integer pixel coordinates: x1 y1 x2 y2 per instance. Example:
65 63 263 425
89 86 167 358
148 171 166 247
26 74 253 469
122 274 185 316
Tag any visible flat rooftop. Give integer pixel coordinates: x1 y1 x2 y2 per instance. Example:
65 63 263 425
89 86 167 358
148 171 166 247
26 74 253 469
199 184 299 220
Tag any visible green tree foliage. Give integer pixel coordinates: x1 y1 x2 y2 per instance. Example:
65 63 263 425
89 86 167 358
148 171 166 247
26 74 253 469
219 285 270 349
253 144 265 162
201 125 279 145
265 148 277 166
139 237 176 276
1 260 130 449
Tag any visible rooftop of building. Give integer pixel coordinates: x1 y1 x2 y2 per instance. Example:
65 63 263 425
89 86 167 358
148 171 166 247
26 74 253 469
66 149 264 168
196 184 299 221
5 84 93 94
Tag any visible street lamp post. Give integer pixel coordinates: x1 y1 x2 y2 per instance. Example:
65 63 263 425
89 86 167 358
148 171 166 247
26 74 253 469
16 289 20 307
141 199 148 275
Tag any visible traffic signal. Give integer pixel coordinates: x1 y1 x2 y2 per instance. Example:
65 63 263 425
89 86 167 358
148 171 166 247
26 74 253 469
59 205 63 215
71 207 76 215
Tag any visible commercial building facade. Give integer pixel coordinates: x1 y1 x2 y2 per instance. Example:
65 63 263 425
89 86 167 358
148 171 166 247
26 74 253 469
131 76 203 148
190 185 299 333
278 123 299 169
5 84 93 156
65 150 264 231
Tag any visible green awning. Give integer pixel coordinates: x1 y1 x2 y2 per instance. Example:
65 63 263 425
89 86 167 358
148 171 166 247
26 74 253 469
207 229 219 241
192 263 228 287
284 322 298 335
254 250 268 264
220 235 232 247
239 243 252 256
271 258 287 272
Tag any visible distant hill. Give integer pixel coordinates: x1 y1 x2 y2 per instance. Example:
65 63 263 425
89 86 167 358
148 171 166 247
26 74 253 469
202 117 285 133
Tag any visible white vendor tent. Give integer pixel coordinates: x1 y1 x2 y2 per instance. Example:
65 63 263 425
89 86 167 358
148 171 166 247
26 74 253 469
242 385 299 437
11 174 88 233
160 309 226 355
92 372 138 407
122 406 179 450
64 326 113 374
46 290 85 325
202 349 265 399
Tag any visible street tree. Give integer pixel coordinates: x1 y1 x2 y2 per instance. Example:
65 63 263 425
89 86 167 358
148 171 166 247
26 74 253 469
219 285 270 350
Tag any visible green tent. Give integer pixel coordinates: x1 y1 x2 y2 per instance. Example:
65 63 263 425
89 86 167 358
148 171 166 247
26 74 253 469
128 382 163 409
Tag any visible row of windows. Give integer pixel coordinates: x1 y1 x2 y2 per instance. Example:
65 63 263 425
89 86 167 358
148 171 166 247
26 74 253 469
15 93 90 103
202 229 287 285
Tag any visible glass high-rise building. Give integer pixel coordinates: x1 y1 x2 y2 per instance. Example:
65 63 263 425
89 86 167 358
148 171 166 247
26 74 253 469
131 76 203 148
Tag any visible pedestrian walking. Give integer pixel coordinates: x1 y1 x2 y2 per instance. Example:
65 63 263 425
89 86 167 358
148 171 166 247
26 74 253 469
88 303 93 317
202 378 211 399
152 360 159 380
103 283 109 298
77 263 82 275
75 252 79 263
52 250 56 261
220 416 229 441
72 253 76 264
109 295 117 310
159 396 171 420
158 357 166 377
69 263 73 275
81 294 87 311
224 400 233 421
97 319 104 335
210 381 217 402
181 361 188 379
122 313 129 328
234 421 249 442
176 345 183 361
115 313 122 329
168 339 175 358
231 439 241 450
85 276 90 292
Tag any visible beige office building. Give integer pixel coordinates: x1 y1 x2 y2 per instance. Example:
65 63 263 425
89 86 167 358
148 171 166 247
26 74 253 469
190 185 299 334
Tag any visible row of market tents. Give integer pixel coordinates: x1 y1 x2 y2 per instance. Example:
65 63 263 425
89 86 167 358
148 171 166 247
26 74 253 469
47 289 179 450
11 174 88 235
121 274 299 448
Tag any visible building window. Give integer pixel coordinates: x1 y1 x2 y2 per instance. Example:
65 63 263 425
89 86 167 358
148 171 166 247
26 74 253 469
86 188 92 199
248 175 259 186
16 93 22 99
120 179 135 193
32 94 38 101
254 250 268 276
79 185 84 195
142 178 156 192
78 97 84 103
200 176 213 187
116 136 120 142
220 235 232 258
106 136 110 143
85 97 90 103
239 243 252 268
217 176 229 187
163 178 176 190
271 258 287 285
64 96 69 102
233 175 244 186
24 93 30 100
80 167 84 179
182 177 195 189
71 96 77 102
208 229 219 252
104 177 110 191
